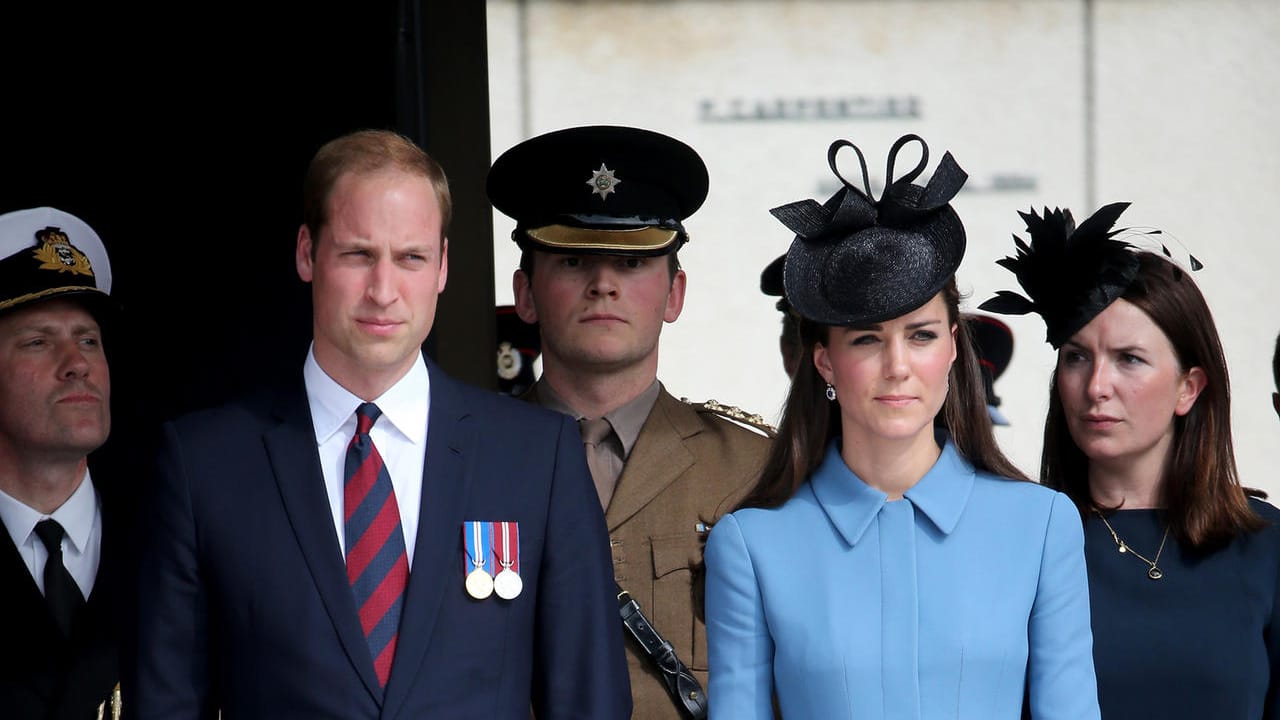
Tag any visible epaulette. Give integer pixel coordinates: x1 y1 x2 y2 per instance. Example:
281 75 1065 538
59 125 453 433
681 397 777 437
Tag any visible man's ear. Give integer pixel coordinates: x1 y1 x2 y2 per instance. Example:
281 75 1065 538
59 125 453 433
295 225 314 282
664 269 687 324
513 269 538 324
436 238 449 294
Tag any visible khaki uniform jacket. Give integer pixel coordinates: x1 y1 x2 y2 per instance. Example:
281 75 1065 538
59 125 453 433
531 383 771 719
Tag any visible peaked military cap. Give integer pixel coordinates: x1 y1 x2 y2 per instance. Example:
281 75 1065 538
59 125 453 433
965 314 1014 426
0 206 112 316
487 125 708 256
760 254 785 297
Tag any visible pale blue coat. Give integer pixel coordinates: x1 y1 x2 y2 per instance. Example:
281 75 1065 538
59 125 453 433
704 439 1100 720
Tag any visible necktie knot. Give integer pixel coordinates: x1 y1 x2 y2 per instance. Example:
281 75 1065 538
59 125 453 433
355 402 382 435
34 517 83 636
578 417 612 447
34 518 66 557
578 417 618 510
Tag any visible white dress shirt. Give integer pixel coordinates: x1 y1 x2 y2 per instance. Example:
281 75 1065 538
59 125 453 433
304 345 430 568
0 468 102 599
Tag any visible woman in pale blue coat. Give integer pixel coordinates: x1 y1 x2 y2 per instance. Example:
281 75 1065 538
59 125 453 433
704 135 1100 719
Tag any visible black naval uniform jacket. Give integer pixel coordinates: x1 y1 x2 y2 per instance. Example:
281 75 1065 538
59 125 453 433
0 466 131 720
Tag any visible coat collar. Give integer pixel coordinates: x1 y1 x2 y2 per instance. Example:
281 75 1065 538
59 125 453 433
811 433 975 546
527 381 698 529
528 378 660 461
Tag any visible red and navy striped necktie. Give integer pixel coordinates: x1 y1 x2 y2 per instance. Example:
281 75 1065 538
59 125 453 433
344 402 409 689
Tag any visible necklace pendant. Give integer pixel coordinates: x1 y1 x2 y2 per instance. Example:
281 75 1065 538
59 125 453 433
1117 543 1128 554
1147 566 1163 580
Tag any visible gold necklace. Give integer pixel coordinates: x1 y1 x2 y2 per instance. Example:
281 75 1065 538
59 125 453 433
1092 509 1170 581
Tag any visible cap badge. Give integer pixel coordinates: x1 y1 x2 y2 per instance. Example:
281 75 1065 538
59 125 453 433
497 341 522 380
586 163 621 200
31 226 94 277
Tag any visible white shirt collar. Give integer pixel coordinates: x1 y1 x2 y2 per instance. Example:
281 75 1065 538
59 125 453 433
303 344 430 445
0 468 99 554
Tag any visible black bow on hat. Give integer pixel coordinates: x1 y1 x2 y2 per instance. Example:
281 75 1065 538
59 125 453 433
772 134 968 326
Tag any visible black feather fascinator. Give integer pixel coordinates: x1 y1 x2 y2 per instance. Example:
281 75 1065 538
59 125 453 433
979 202 1146 348
771 134 968 326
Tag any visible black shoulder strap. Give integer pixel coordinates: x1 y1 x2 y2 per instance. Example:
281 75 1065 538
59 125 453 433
616 585 708 719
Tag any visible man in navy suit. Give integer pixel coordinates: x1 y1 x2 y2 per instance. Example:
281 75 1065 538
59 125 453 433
132 130 630 718
0 207 125 719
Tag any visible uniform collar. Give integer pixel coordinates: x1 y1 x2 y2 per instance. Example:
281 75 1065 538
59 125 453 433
534 378 660 460
811 432 975 546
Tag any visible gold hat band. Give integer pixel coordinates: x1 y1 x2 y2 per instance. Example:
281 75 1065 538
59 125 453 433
525 224 680 252
0 285 106 312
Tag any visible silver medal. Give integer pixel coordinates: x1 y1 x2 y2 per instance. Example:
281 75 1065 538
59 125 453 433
494 567 523 600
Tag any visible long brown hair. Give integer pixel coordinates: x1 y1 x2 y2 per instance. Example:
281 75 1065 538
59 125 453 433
736 278 1027 512
1040 252 1262 547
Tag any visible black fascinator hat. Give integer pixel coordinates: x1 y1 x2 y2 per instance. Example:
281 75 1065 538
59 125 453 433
772 134 968 326
979 202 1154 348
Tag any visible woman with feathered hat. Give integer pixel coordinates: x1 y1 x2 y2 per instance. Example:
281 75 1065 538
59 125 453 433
982 203 1280 718
703 136 1100 719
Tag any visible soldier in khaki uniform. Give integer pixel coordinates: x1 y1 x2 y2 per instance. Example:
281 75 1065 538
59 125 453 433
488 126 771 719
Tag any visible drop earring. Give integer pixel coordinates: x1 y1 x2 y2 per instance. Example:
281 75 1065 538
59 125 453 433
825 383 837 401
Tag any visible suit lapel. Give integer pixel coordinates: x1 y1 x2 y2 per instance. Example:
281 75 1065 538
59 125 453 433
605 389 697 529
263 379 382 703
81 476 121 639
382 361 472 720
88 469 125 610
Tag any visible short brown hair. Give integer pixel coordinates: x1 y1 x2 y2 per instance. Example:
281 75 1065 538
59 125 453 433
301 129 452 245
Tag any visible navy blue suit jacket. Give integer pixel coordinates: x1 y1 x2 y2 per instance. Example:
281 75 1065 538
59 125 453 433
132 360 630 719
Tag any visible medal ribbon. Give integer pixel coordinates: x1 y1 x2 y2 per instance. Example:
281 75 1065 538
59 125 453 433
462 521 493 577
495 521 520 575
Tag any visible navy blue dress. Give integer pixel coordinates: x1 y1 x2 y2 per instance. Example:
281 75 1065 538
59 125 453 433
1085 498 1280 719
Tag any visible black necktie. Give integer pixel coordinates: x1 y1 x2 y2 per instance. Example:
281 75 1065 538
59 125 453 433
34 519 86 636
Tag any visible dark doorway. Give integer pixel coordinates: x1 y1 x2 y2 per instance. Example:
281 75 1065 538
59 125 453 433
1 5 494 457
